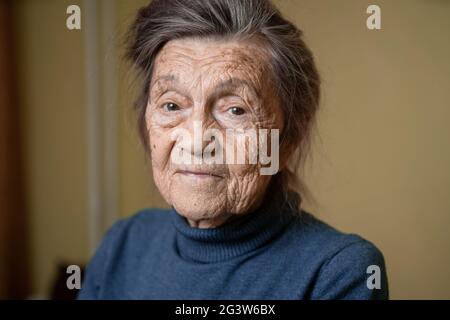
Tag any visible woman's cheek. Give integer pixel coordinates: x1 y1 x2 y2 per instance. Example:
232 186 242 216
150 110 185 128
149 126 174 171
226 165 269 214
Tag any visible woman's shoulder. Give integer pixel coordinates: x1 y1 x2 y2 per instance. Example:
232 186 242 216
126 207 172 226
78 208 172 299
88 208 173 269
282 211 389 299
107 208 173 241
290 211 381 251
85 208 173 263
286 211 386 267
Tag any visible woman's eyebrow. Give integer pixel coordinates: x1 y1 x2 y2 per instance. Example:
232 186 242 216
151 74 179 92
152 74 177 86
150 74 190 98
150 75 259 101
210 78 260 100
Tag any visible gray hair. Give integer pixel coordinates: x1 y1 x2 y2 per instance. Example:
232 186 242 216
126 0 320 207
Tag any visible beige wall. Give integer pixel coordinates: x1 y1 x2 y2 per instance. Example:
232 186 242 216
116 0 168 219
14 0 450 299
275 0 450 299
13 0 88 297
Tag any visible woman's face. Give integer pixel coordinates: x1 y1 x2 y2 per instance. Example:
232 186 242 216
145 37 284 228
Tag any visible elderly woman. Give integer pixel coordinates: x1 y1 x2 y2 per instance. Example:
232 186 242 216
79 0 388 300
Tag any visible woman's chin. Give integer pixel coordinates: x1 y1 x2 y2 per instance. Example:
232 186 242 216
172 199 227 225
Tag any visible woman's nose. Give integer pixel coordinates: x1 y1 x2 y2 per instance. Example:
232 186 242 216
176 105 210 157
189 120 210 160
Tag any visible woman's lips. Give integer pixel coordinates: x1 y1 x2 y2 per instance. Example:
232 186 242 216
175 170 223 179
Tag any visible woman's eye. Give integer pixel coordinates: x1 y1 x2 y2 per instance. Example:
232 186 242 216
162 102 180 112
228 106 245 116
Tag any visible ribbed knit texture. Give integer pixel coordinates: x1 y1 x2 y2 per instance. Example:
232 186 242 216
171 195 295 263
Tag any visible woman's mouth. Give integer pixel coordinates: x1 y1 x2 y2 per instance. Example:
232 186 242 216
175 170 223 179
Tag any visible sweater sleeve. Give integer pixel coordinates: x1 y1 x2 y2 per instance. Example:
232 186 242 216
309 239 389 300
77 219 126 300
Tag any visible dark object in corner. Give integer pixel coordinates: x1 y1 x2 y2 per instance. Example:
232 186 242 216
49 262 85 300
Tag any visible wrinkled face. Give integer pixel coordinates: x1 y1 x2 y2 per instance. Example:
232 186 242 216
145 37 284 227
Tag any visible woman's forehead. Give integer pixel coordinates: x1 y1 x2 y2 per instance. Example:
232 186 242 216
156 37 267 64
150 72 264 101
152 38 270 89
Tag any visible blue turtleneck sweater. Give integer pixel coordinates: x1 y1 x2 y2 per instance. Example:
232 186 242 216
78 197 388 300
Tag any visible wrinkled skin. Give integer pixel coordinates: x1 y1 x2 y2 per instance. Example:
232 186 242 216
145 37 285 228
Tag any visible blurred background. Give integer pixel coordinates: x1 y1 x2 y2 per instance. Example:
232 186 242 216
0 0 449 299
